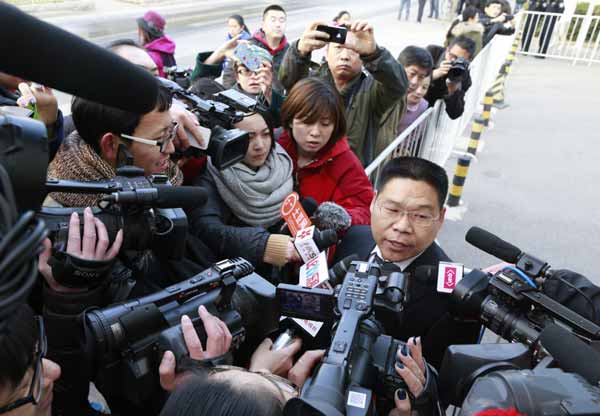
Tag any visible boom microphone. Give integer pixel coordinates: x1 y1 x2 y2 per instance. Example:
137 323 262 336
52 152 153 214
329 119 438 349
539 323 600 386
0 3 159 114
313 202 352 234
104 186 207 209
465 226 521 264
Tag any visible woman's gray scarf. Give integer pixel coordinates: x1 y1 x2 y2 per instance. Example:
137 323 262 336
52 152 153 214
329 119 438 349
207 143 293 228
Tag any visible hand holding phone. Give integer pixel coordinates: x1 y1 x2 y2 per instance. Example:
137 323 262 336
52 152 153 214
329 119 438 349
315 25 348 44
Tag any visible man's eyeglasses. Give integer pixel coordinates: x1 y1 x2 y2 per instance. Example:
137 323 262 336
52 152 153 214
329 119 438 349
120 121 178 153
375 200 440 227
0 317 46 414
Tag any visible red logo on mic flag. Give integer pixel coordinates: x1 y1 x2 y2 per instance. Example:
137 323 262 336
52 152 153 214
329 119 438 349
436 262 464 293
280 192 311 237
443 266 457 289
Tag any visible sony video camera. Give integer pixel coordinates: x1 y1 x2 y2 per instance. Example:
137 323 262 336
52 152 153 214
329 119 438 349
438 226 600 414
40 164 204 260
84 258 280 408
158 78 251 170
278 260 440 416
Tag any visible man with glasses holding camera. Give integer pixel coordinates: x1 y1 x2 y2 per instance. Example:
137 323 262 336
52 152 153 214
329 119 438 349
336 157 481 373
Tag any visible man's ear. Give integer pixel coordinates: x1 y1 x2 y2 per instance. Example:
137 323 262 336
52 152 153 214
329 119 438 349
370 190 378 214
99 133 120 167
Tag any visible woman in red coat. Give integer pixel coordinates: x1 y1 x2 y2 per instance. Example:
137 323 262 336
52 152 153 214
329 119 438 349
279 77 374 225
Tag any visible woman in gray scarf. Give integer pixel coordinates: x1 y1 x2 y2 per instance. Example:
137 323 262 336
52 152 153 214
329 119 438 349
187 110 298 275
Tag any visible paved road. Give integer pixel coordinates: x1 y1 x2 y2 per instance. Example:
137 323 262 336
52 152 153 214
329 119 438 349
52 0 451 111
438 56 600 284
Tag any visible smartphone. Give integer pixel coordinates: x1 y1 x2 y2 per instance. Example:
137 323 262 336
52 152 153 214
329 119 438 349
233 43 271 72
316 25 348 44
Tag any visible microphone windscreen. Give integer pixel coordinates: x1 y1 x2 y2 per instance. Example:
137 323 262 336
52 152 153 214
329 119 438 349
313 229 338 251
539 323 600 385
465 227 521 264
156 186 208 209
313 201 352 233
301 197 318 217
0 3 158 114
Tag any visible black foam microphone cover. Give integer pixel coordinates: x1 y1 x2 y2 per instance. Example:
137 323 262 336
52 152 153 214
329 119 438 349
413 265 438 285
313 229 338 251
0 3 158 114
465 226 521 263
301 197 318 217
539 323 600 385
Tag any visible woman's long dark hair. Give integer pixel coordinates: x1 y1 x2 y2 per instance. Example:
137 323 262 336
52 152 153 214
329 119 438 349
228 14 251 35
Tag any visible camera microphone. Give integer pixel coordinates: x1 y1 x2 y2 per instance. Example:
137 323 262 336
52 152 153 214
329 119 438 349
104 186 207 209
465 227 521 263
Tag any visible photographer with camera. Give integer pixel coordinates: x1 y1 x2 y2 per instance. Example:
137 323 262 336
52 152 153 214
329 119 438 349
279 20 408 166
425 36 476 120
479 0 516 45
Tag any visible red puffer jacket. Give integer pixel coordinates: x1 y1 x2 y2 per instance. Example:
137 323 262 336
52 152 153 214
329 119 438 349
279 132 374 225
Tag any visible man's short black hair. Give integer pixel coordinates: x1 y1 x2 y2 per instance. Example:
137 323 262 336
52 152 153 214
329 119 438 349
0 305 37 391
376 157 449 209
485 0 502 7
397 46 434 74
449 35 476 59
462 6 479 21
263 4 286 17
71 85 172 154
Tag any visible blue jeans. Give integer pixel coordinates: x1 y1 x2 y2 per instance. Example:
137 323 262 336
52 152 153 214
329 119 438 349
398 0 411 20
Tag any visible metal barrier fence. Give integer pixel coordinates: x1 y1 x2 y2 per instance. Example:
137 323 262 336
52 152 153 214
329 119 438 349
519 11 600 65
365 17 521 184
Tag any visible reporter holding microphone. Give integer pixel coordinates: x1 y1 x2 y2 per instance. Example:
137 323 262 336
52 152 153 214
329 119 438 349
187 109 300 279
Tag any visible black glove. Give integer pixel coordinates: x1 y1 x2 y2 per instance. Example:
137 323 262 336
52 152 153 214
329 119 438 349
48 249 116 289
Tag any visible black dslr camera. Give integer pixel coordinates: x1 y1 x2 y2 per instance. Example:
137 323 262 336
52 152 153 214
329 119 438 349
439 226 600 414
84 258 280 408
447 57 470 83
278 260 440 416
158 78 250 170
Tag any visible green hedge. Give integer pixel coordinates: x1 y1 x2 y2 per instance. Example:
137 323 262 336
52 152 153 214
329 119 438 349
568 3 600 42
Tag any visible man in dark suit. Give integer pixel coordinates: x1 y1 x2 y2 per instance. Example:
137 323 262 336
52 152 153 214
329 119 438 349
335 157 481 370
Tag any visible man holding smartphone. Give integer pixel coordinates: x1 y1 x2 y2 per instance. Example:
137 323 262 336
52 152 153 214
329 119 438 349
279 20 408 166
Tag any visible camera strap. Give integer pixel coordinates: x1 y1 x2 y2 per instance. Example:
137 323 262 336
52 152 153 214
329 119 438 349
49 249 116 289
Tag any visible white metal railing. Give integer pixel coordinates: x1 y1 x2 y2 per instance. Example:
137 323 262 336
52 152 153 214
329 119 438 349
365 19 521 181
519 11 600 65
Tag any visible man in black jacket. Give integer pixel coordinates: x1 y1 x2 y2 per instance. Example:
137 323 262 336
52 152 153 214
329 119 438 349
426 36 475 120
334 157 481 370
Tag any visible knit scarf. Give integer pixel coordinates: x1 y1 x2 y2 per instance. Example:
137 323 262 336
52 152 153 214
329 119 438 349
207 143 293 228
47 131 183 207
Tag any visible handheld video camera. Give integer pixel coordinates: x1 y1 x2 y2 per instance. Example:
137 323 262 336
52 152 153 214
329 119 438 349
279 260 424 416
439 226 600 413
163 66 192 90
84 258 280 407
158 78 250 170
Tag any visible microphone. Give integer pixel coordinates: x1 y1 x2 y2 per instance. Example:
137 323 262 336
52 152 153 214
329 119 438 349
0 3 158 114
302 197 318 218
294 226 338 264
538 323 600 386
313 202 352 234
413 265 438 285
465 227 521 263
328 254 360 286
103 186 207 209
313 229 338 252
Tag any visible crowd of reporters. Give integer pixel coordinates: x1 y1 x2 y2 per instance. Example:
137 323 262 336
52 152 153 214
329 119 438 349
1 1 595 416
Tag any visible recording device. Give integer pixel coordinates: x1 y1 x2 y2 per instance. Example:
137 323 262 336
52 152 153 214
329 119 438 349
447 57 470 83
439 226 600 412
316 25 348 44
41 165 203 260
0 2 158 114
280 260 427 416
158 78 250 170
84 258 280 407
163 66 192 90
